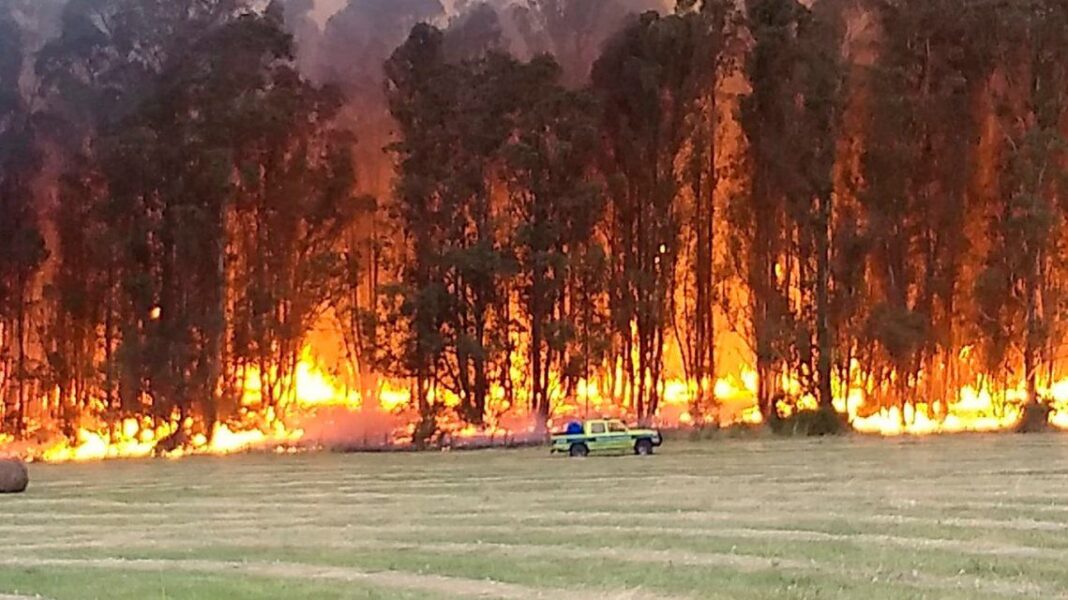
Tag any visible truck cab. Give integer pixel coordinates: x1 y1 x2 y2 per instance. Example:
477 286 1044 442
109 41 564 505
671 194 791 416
550 419 663 457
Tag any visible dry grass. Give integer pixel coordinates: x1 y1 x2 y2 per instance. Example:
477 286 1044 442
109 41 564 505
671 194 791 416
2 434 1068 599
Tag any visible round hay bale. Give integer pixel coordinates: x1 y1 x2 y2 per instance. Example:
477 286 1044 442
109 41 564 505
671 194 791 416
0 459 28 494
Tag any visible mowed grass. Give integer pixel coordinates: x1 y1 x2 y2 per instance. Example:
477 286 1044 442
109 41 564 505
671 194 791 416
3 435 1068 599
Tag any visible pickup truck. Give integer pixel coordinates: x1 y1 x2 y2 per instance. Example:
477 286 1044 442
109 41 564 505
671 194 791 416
550 419 663 457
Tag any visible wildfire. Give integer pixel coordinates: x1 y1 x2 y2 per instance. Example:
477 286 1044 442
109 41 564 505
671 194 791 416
31 420 302 463
4 340 1068 464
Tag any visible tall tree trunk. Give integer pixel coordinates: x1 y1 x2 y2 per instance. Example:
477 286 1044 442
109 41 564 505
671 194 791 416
15 275 27 435
815 191 834 412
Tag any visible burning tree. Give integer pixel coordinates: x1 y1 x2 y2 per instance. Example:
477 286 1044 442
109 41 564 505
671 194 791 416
503 58 606 429
0 3 48 435
739 0 844 425
21 0 358 448
851 0 982 423
592 11 698 424
385 24 521 441
975 0 1068 429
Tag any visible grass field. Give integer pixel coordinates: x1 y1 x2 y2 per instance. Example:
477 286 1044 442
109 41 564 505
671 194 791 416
3 434 1068 599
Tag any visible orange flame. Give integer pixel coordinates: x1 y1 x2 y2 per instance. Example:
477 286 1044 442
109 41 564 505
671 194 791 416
5 340 1068 463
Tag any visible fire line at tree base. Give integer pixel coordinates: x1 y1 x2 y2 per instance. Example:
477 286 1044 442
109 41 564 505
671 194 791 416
2 346 1066 464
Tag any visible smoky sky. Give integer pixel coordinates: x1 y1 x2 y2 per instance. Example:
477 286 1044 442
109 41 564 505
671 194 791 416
289 0 670 88
268 0 669 199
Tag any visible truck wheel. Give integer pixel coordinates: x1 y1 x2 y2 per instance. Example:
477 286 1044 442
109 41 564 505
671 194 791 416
569 443 589 458
635 439 654 456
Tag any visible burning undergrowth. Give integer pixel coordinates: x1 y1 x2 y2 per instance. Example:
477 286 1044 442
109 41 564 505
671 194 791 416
5 346 1067 463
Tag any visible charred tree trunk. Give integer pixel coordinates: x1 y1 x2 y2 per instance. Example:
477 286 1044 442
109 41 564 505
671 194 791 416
1019 253 1049 432
815 190 834 415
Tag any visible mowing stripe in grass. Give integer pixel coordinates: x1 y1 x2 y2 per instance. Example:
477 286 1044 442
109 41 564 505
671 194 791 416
8 504 1067 541
15 489 1068 517
5 501 1068 541
0 564 439 600
23 471 1068 489
7 513 1068 561
0 557 678 600
410 508 1068 545
0 545 997 600
5 489 1067 529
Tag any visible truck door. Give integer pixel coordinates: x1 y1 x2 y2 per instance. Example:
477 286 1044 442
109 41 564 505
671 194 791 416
587 421 608 451
606 420 632 452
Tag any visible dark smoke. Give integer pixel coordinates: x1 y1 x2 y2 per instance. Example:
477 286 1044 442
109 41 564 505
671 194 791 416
284 0 670 88
276 0 668 199
493 0 670 85
1 0 65 95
